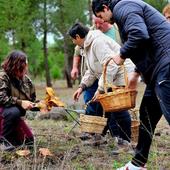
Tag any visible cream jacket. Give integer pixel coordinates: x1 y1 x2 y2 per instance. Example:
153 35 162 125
80 30 135 91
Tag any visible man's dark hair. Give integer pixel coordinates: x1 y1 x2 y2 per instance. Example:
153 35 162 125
68 22 89 39
92 0 111 15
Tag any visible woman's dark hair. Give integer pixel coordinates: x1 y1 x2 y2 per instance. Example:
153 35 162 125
92 0 111 15
1 50 27 77
68 22 89 39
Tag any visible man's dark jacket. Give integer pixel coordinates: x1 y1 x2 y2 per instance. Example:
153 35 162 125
109 0 170 83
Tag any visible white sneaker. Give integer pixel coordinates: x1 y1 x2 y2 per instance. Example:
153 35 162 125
117 161 147 170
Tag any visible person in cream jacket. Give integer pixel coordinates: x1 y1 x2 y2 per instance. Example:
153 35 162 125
69 22 135 99
68 22 137 148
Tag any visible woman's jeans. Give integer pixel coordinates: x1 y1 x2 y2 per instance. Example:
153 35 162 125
1 106 33 146
83 80 131 141
132 64 170 167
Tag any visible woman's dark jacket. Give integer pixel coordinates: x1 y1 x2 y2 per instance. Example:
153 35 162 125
0 70 36 107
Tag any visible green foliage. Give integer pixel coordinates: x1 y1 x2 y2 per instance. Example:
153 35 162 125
52 51 65 69
0 0 90 82
51 66 62 79
51 0 89 72
51 0 89 33
0 37 10 64
26 40 44 78
0 0 39 48
144 0 169 12
76 163 95 170
65 111 78 122
48 51 64 79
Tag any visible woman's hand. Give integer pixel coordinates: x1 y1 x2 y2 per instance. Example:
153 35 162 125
73 88 83 101
21 100 34 110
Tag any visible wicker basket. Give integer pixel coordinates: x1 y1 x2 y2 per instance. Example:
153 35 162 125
96 58 137 112
131 120 140 144
79 114 107 134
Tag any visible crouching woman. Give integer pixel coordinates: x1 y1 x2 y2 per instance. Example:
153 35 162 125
0 50 35 151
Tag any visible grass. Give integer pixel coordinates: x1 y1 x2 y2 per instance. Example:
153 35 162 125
0 81 170 170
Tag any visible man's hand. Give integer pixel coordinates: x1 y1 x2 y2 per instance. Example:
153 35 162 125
92 90 101 101
71 67 79 80
71 55 81 80
21 100 34 110
73 88 83 101
128 72 140 90
112 55 125 65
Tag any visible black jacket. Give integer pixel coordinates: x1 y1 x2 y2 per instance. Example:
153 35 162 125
110 0 170 83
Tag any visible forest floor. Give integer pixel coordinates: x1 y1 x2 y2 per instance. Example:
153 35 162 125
0 80 170 170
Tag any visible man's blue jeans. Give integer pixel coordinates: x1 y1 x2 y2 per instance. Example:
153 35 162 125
104 110 131 142
132 64 170 167
83 80 103 116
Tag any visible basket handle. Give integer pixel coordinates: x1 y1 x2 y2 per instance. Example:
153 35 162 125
103 58 128 93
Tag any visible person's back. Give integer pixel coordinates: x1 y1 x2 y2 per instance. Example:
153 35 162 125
141 1 170 54
112 0 170 82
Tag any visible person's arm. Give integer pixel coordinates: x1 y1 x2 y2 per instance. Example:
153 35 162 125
128 71 140 90
0 74 34 110
25 75 39 111
71 45 82 80
123 59 140 89
73 70 97 101
71 55 81 80
93 38 121 92
0 74 22 106
113 2 150 64
25 75 36 102
120 12 150 58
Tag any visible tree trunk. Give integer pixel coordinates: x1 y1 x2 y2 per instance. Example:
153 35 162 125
43 0 52 87
58 0 73 88
21 39 26 52
12 30 16 48
88 0 93 25
63 34 72 88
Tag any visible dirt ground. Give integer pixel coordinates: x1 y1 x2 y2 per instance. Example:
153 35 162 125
0 81 170 170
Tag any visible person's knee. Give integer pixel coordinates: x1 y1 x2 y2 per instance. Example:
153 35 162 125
3 107 21 120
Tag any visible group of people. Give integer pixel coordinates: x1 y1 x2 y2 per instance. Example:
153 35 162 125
69 16 135 153
0 0 170 170
69 0 170 170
